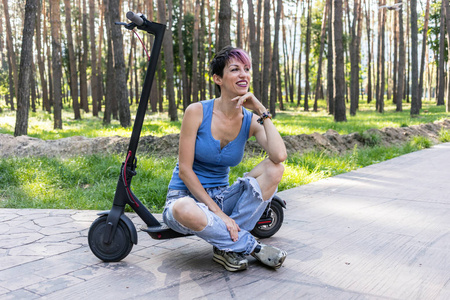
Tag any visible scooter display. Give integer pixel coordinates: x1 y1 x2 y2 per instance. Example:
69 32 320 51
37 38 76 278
88 12 286 262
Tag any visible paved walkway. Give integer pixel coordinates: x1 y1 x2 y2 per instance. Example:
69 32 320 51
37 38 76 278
1 143 449 299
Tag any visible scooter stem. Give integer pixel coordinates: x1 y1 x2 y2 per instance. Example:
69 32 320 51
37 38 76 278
127 19 166 164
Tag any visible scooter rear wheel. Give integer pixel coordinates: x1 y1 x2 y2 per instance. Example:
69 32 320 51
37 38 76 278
251 200 284 239
88 215 133 262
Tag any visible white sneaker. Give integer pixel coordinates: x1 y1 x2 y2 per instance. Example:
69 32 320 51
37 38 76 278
251 243 287 269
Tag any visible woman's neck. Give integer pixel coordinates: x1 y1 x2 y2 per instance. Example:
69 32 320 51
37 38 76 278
215 96 241 119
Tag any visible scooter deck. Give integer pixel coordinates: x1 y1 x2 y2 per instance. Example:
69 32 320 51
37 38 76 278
141 222 193 239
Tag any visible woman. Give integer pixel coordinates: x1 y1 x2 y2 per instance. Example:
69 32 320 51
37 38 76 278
163 46 287 272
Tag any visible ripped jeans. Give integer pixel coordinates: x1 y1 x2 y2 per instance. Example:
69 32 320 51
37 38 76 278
162 176 272 255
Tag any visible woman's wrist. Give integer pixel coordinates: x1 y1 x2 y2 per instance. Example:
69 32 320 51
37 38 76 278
256 106 267 116
256 110 272 125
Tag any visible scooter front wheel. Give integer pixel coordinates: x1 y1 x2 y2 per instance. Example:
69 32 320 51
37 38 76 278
88 215 133 262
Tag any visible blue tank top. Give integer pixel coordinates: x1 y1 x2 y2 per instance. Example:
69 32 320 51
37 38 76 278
168 99 253 189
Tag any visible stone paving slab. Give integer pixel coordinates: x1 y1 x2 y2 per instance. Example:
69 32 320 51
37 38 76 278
1 143 449 299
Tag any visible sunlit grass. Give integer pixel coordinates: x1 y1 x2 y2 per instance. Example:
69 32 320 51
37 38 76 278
1 97 448 140
0 155 177 211
0 139 432 212
0 104 182 139
273 98 449 136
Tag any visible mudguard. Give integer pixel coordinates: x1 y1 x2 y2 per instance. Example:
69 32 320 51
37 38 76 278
97 211 138 245
272 194 286 209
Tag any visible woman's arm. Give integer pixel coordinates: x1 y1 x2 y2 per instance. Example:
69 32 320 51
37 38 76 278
177 103 241 241
233 93 287 163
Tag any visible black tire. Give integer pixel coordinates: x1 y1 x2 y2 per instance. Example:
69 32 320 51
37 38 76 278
251 200 284 239
88 215 133 262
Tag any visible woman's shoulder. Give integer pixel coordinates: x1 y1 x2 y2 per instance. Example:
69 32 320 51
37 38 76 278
186 99 214 112
183 102 203 122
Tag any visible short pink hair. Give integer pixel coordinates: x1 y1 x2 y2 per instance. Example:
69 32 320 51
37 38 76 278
210 46 251 78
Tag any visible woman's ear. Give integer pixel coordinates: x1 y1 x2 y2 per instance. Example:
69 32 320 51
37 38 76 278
212 74 222 86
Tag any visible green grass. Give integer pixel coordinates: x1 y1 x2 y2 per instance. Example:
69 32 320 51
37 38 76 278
273 99 449 136
0 139 435 212
0 105 181 140
0 97 449 211
0 98 448 139
0 155 177 211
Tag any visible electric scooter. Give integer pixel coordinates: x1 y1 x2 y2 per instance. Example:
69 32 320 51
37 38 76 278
88 12 286 262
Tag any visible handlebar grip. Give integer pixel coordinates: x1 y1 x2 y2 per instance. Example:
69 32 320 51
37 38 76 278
126 11 144 26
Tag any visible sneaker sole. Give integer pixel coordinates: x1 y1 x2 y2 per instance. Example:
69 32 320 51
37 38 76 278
213 254 248 272
272 251 287 269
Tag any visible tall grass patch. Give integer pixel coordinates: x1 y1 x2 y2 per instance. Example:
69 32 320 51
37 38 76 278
0 155 177 211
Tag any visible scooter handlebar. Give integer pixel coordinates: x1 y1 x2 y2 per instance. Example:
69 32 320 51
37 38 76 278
126 11 144 26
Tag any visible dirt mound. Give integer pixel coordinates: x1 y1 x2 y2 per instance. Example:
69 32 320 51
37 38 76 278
1 120 449 158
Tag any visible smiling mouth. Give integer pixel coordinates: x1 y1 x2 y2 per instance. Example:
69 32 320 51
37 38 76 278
236 81 248 87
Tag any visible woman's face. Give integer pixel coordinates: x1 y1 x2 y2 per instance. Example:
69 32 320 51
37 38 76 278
215 58 251 96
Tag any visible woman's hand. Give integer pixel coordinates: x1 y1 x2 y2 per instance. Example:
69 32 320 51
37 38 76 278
232 92 266 115
216 210 241 242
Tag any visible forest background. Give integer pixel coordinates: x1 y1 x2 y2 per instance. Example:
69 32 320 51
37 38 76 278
1 0 450 135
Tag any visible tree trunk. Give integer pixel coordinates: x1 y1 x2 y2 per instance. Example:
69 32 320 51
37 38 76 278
89 0 99 116
127 39 135 104
418 0 430 108
376 0 386 113
443 0 450 112
314 0 329 112
80 0 89 113
157 0 178 121
405 3 410 103
282 19 290 106
269 0 282 117
177 0 189 110
349 0 361 116
247 0 261 101
97 0 105 112
45 0 53 111
35 0 49 113
437 1 446 106
379 3 386 113
396 5 405 112
304 0 312 112
110 0 131 127
282 12 291 105
50 0 63 129
256 0 262 97
207 0 214 97
410 0 420 115
290 0 301 103
31 62 37 113
262 0 271 108
364 0 372 104
146 0 159 113
217 0 231 51
191 0 200 103
199 0 206 101
63 0 80 120
392 9 398 104
103 0 114 124
333 0 347 122
14 0 38 136
2 0 19 109
327 0 334 114
297 30 303 107
236 0 243 48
